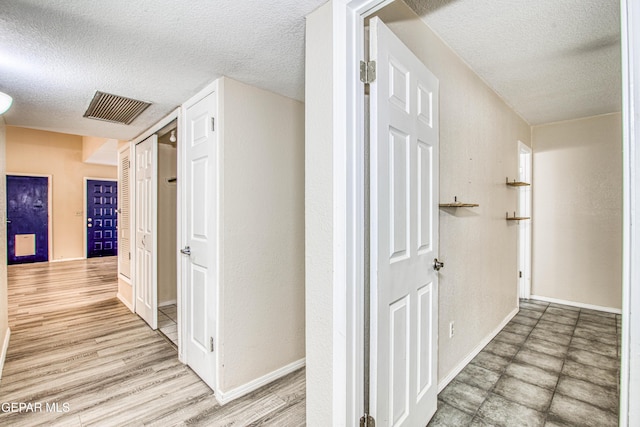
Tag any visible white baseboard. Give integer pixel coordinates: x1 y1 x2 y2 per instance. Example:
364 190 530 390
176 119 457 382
0 328 11 381
216 358 306 405
438 307 519 392
50 257 86 263
117 292 134 312
530 295 621 314
159 300 177 307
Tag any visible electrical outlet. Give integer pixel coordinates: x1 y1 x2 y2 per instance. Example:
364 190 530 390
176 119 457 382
449 321 455 338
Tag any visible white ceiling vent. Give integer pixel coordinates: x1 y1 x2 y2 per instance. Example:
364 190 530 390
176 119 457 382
83 91 151 125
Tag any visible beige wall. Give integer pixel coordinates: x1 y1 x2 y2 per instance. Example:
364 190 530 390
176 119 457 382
374 1 531 383
217 77 306 393
305 2 335 424
532 113 622 310
6 127 117 260
157 141 177 305
0 117 9 377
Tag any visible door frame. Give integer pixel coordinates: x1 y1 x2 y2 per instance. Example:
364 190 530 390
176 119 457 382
325 0 637 424
83 177 117 259
6 172 53 262
330 0 396 424
517 142 532 300
129 108 181 343
620 0 639 425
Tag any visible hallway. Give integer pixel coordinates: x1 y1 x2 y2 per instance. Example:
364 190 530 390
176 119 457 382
0 258 305 426
428 300 621 427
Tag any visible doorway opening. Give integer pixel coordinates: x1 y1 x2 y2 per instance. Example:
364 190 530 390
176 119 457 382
156 121 178 347
517 142 532 300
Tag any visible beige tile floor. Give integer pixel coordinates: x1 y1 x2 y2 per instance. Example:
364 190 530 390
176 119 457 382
428 299 621 427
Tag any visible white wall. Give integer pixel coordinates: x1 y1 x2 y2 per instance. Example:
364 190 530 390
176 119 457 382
532 113 622 310
305 2 335 424
374 1 531 383
0 117 9 378
217 77 306 393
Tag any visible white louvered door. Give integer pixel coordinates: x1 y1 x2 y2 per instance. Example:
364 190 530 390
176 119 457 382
118 145 131 279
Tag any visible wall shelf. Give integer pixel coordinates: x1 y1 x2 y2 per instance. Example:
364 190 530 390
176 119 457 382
506 177 530 187
506 212 530 221
439 196 479 208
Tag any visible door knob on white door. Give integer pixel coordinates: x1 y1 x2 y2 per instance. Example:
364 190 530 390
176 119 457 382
180 246 191 256
434 258 444 271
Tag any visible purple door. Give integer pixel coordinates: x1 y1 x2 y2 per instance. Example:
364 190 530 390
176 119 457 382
87 179 118 258
6 175 49 264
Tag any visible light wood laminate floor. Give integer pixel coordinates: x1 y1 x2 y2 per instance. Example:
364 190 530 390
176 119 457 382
1 258 305 426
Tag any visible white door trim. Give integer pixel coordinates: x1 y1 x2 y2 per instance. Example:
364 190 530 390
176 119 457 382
517 142 532 300
6 172 53 262
332 1 395 424
620 0 639 425
83 177 117 260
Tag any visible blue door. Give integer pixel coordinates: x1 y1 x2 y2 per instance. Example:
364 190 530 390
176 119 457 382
87 179 118 258
6 175 49 264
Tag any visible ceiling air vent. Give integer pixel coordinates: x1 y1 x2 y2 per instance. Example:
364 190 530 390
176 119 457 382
83 91 151 125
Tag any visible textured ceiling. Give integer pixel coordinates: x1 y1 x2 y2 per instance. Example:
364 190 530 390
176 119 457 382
404 0 621 125
0 0 622 140
0 0 325 140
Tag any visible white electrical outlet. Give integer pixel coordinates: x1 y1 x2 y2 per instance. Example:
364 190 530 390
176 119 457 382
449 321 455 338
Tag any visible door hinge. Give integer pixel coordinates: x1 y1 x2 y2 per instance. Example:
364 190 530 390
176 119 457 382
210 337 215 352
519 270 523 278
359 414 375 427
128 252 131 260
360 60 376 84
211 117 215 131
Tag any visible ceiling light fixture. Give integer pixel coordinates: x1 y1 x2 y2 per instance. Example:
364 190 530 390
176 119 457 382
0 91 13 114
169 130 177 143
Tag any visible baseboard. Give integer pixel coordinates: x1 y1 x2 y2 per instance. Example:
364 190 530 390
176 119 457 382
0 328 11 381
117 292 134 312
216 358 306 405
118 273 131 285
530 295 622 314
438 307 519 392
159 300 177 307
50 257 85 263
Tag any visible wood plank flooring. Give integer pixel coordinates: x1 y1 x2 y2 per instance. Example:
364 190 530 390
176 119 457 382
1 258 306 426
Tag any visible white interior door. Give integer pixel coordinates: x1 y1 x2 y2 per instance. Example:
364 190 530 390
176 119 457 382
135 135 158 329
518 142 532 299
183 90 217 390
369 17 439 426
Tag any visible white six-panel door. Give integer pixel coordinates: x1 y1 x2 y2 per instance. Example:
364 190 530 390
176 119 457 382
135 135 158 329
369 17 440 427
183 90 217 390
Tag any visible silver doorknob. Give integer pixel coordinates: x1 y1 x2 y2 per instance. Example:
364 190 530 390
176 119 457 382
434 258 444 271
180 246 191 256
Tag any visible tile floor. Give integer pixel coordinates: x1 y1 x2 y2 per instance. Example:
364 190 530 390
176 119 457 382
428 299 621 427
158 303 178 346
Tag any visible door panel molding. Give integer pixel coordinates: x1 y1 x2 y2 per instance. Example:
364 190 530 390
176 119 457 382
84 177 118 259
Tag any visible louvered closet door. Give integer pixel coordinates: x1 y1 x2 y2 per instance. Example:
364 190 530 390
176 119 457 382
118 146 131 279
